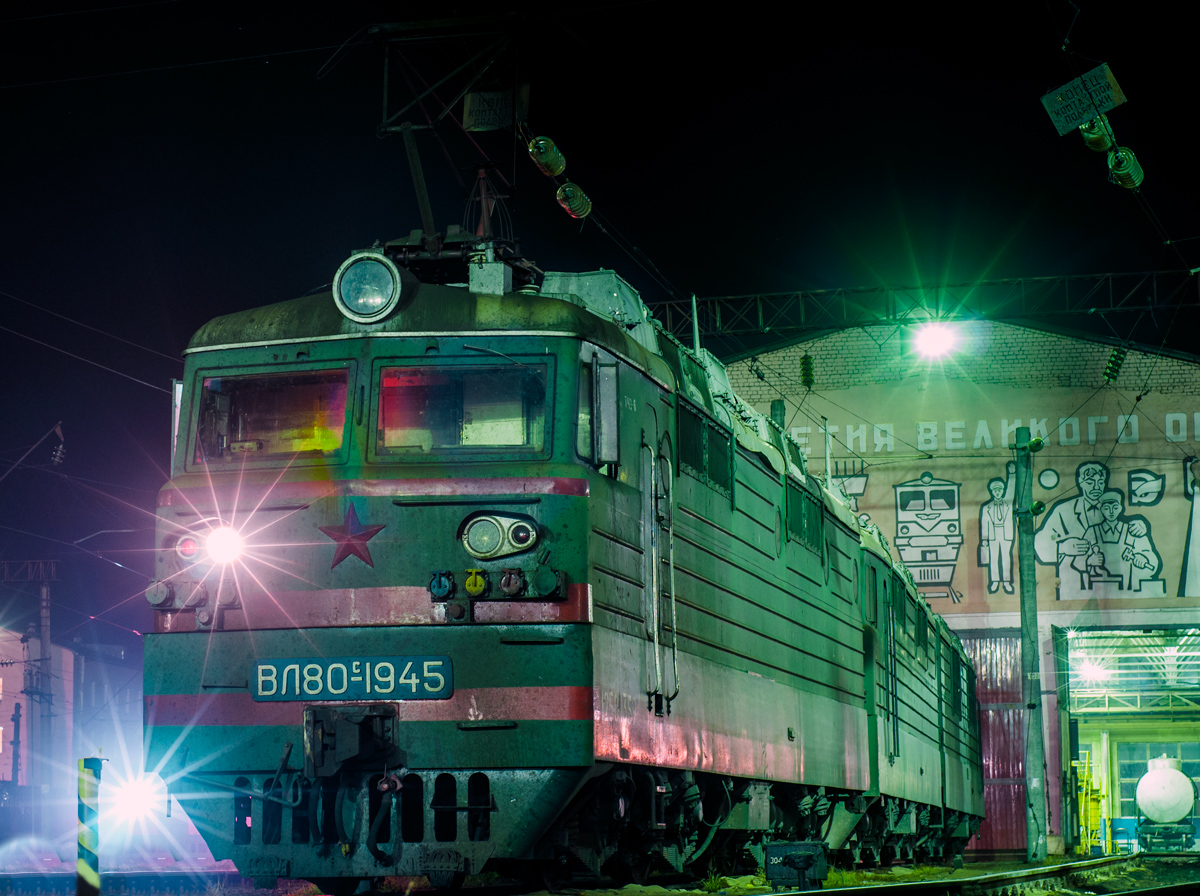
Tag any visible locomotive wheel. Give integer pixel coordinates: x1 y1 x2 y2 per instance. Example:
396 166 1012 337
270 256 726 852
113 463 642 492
426 869 466 890
526 856 572 892
605 852 653 886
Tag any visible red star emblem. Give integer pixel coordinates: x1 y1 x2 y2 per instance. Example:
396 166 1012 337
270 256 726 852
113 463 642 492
318 504 385 569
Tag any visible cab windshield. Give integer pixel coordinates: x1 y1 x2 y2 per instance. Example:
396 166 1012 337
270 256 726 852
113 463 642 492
194 370 349 463
377 364 547 455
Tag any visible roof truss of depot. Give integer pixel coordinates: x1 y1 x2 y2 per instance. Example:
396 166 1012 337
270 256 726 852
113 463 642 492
646 270 1200 364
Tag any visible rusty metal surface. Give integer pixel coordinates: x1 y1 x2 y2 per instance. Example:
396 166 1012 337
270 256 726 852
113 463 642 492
961 633 1026 850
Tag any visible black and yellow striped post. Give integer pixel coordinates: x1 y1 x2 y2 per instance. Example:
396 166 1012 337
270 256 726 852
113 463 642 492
77 758 103 896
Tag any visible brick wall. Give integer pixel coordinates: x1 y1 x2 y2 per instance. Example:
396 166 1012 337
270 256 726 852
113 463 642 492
726 321 1200 404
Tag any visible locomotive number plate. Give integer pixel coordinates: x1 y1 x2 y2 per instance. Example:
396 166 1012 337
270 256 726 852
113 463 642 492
253 656 453 701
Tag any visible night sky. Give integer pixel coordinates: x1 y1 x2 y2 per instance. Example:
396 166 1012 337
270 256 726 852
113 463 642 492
1 1 1196 655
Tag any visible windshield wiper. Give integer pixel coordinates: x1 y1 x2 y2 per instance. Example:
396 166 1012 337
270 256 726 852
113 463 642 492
463 344 529 368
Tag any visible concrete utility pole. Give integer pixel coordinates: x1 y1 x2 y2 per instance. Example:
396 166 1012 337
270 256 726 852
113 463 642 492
39 581 52 789
1016 426 1048 861
9 702 21 784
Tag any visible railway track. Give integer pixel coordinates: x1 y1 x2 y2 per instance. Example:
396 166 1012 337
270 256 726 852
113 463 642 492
1 854 1195 896
817 855 1130 894
816 853 1199 895
0 870 244 896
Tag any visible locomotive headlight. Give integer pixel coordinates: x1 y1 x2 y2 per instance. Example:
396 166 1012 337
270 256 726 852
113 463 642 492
461 514 539 560
333 251 402 323
106 772 164 825
205 526 245 564
465 519 503 555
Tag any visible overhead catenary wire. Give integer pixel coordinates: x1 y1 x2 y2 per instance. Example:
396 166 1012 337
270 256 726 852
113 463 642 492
0 0 184 24
0 324 171 393
0 43 349 91
0 287 182 364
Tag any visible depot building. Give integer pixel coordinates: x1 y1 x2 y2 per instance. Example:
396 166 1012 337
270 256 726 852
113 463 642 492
726 316 1200 855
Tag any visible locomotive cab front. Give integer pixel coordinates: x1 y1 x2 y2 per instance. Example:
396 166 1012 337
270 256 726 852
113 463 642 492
142 253 654 888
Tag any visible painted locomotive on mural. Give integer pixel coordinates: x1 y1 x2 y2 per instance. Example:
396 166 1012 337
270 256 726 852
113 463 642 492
142 222 984 891
894 472 965 602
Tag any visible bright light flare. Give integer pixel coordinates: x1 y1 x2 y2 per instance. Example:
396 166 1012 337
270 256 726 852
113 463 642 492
206 526 245 564
914 322 957 358
105 773 165 825
1077 660 1112 682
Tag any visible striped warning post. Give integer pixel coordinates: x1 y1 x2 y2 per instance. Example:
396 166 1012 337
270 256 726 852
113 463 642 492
77 758 103 896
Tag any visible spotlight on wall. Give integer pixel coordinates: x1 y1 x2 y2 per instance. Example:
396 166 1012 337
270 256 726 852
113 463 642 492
914 323 957 358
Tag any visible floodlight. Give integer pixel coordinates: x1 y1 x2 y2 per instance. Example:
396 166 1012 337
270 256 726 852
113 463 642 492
1077 660 1112 682
914 323 957 358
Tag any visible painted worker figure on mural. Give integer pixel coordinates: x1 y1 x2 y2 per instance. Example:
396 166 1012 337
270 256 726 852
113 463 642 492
1083 489 1161 592
1178 457 1200 597
979 461 1017 593
1033 461 1147 598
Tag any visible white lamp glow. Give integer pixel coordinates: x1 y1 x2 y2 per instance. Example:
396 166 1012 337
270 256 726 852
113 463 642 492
914 323 957 358
206 526 245 564
1077 660 1112 682
107 773 164 825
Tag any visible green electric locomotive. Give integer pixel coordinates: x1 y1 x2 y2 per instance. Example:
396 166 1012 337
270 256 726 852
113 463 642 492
142 228 983 891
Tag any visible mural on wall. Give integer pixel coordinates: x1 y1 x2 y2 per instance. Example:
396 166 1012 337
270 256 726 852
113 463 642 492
767 379 1200 614
1178 458 1200 596
979 461 1017 595
1033 461 1163 599
893 472 964 602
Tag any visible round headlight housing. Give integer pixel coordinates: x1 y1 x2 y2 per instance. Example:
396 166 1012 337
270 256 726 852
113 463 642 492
461 514 539 560
333 251 402 323
464 519 503 556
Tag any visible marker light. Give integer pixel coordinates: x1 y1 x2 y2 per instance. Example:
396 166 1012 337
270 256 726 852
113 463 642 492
914 323 957 358
176 537 200 560
206 526 245 564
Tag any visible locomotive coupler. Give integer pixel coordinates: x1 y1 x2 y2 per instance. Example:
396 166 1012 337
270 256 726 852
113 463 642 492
304 705 405 777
